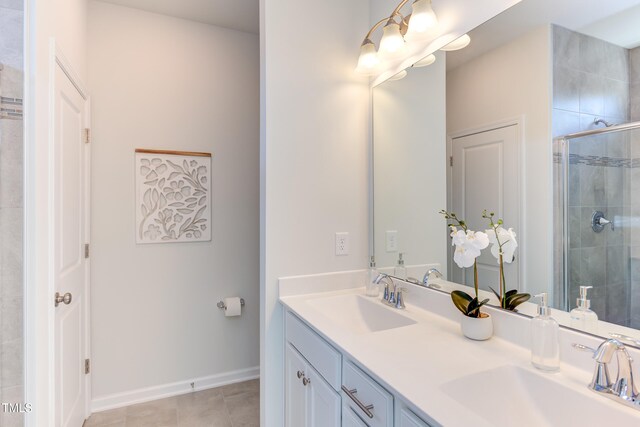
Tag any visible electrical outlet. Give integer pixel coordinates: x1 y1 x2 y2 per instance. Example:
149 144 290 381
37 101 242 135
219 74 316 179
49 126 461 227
335 232 349 256
386 230 398 252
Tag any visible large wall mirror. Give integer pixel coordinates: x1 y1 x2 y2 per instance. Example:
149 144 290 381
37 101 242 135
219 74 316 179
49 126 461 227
372 0 640 338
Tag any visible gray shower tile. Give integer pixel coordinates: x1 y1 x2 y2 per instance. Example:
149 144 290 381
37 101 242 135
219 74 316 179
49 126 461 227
606 282 629 326
631 82 640 122
0 119 24 208
0 207 23 298
1 294 22 343
580 246 606 287
579 35 606 75
0 0 23 11
580 207 606 248
0 385 24 427
602 42 629 82
1 338 22 388
579 166 605 206
606 245 629 285
553 65 580 112
606 130 629 158
553 25 580 69
579 72 605 116
605 207 626 247
0 7 23 71
603 78 629 120
605 167 625 207
568 164 581 207
630 47 640 84
568 248 583 289
569 207 581 249
552 109 580 138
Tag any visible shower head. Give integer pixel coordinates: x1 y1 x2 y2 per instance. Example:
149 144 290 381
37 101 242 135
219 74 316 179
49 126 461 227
594 118 615 127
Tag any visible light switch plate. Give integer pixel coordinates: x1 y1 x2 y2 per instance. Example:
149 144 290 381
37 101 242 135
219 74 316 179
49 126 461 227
335 232 349 256
386 230 398 252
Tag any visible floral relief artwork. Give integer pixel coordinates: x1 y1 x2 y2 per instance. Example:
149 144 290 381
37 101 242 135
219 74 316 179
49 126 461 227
135 149 212 244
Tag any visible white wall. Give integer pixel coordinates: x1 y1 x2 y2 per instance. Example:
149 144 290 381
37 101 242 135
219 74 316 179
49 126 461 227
260 0 371 425
372 52 447 271
26 0 88 424
87 1 259 404
446 25 552 296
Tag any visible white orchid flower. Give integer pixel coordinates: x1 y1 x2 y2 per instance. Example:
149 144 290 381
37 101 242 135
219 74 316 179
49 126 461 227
451 230 489 268
486 226 517 264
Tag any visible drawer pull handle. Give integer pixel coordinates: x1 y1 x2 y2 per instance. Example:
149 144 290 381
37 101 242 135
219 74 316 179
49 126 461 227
302 376 311 386
297 370 304 379
341 386 374 419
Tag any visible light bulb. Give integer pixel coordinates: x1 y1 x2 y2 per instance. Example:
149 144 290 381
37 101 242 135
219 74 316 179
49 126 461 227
387 70 408 81
408 0 438 34
379 20 405 55
441 34 471 51
413 54 436 67
355 39 379 75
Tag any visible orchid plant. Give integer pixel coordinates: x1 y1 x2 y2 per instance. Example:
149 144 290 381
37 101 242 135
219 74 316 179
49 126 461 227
440 210 490 318
482 210 530 310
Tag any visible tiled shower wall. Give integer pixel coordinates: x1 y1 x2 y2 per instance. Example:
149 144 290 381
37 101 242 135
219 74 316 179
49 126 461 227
552 25 633 326
0 0 24 426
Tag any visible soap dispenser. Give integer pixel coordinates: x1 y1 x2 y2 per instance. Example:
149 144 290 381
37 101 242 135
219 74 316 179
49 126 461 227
394 252 407 280
531 293 560 372
366 256 380 297
570 286 598 333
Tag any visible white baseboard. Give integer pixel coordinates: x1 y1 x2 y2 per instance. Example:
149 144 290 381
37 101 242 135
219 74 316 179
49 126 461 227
91 366 259 413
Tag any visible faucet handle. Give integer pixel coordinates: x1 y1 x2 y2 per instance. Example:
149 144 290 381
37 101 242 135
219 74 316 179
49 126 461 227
572 343 596 354
395 287 406 309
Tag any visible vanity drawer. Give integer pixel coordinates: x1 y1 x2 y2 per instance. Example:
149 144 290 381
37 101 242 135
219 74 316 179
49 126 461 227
342 361 393 427
285 311 342 391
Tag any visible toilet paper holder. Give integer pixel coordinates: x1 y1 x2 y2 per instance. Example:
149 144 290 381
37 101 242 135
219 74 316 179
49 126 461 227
217 298 245 310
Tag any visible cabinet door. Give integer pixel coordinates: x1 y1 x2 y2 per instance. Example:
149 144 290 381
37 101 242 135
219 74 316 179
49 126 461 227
343 404 369 427
307 364 341 427
398 406 432 427
285 344 308 427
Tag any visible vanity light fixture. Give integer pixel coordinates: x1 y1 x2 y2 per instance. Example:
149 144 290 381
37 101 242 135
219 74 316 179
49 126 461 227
413 53 436 67
356 0 438 75
440 33 471 51
406 0 439 36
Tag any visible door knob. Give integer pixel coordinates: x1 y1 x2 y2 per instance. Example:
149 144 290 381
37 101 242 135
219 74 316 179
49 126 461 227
55 292 72 307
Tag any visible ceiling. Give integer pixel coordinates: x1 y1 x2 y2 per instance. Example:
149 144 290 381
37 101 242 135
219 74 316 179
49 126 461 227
446 0 640 70
97 0 259 34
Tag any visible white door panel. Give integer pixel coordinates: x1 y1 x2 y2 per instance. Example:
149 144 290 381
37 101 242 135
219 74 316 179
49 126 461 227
451 125 520 293
54 62 88 427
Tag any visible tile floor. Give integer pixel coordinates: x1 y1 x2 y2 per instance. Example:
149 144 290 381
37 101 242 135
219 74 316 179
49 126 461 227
84 379 259 427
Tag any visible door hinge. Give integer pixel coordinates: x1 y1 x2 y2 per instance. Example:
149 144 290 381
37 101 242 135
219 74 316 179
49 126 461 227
83 128 91 144
450 156 453 167
85 359 90 374
84 243 90 259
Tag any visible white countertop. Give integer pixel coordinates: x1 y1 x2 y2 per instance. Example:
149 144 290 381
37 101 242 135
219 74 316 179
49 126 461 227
279 271 640 427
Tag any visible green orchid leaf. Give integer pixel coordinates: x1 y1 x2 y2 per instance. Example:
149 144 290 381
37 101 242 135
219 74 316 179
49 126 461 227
451 291 472 315
506 293 531 310
489 287 501 301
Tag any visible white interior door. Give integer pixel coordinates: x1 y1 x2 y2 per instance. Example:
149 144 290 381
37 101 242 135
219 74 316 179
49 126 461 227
53 62 89 427
450 125 520 293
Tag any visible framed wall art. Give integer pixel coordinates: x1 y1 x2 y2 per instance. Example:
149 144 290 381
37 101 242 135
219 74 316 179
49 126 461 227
135 149 212 244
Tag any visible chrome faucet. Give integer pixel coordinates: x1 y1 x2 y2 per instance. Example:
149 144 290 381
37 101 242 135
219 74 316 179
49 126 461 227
374 273 405 309
422 268 443 287
575 338 640 410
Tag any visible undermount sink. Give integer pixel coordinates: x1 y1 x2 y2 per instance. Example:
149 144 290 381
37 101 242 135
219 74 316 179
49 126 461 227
441 365 638 426
305 294 416 334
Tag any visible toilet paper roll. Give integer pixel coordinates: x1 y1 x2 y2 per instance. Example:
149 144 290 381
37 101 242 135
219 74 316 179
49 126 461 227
224 297 242 317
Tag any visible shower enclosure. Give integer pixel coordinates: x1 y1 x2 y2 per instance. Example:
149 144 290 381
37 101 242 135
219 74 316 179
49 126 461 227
555 121 640 328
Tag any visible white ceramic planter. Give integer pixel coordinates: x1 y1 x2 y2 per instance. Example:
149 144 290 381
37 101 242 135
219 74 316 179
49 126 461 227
460 312 493 341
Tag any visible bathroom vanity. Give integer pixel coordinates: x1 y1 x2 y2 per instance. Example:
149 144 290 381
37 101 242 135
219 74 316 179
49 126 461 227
279 271 640 427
